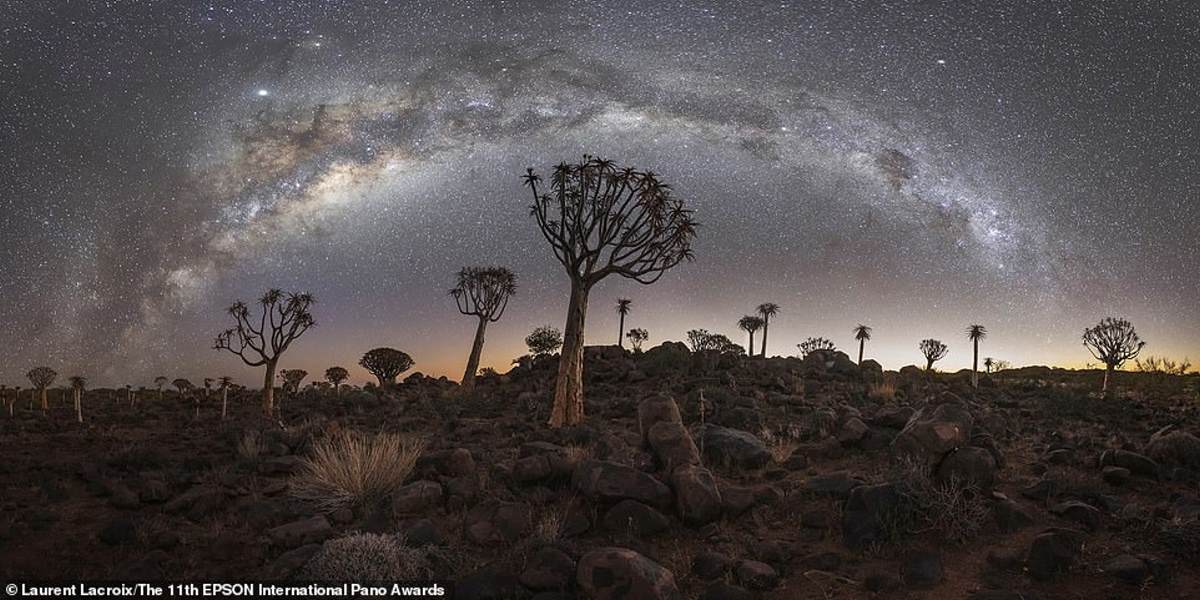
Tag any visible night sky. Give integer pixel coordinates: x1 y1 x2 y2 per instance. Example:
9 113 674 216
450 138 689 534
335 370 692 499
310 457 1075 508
2 1 1197 387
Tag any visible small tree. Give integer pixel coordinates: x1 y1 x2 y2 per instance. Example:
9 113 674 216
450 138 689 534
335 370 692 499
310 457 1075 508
616 298 633 348
526 326 564 357
214 289 316 418
154 376 168 401
798 337 837 358
450 266 517 393
218 376 233 419
626 328 649 352
173 378 194 400
853 324 872 365
359 348 414 387
687 329 714 351
325 367 349 396
983 357 995 374
966 324 987 388
737 315 765 357
526 157 698 427
68 376 86 423
919 339 949 371
1083 317 1145 395
26 367 56 412
278 369 308 416
756 303 780 357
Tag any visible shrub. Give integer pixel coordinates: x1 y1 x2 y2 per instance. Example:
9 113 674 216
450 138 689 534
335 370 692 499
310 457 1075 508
291 430 426 512
301 533 432 581
893 457 989 544
867 382 897 402
236 430 265 463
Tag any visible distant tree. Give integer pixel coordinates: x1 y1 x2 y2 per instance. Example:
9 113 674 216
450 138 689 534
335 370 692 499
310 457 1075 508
0 385 10 417
919 339 949 371
852 324 872 365
218 376 233 419
983 357 995 374
68 375 86 423
154 376 168 401
450 266 517 393
173 378 194 399
526 326 564 358
687 329 714 352
1083 317 1145 395
26 367 56 412
626 328 649 352
756 303 780 357
966 324 988 388
124 384 133 407
738 315 765 357
214 289 316 418
359 348 414 387
798 337 837 358
525 157 698 427
709 334 744 355
616 298 633 348
278 369 308 416
324 367 349 396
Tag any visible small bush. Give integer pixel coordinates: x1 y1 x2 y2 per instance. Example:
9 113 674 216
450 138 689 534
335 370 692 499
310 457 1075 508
301 533 432 581
868 382 896 402
894 458 990 544
291 430 426 512
236 430 265 463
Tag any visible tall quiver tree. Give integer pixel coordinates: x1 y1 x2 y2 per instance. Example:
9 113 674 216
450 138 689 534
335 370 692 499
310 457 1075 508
756 303 779 357
450 266 517 393
853 324 872 365
218 376 233 419
616 298 632 348
214 289 315 418
27 367 56 412
919 339 949 371
966 324 988 388
525 157 697 427
68 376 86 423
738 315 764 357
1083 317 1145 396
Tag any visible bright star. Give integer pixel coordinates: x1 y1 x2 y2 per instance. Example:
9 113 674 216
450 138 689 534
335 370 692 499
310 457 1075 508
256 89 270 97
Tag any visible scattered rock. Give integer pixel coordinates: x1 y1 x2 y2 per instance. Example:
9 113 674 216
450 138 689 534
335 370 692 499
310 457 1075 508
936 446 997 490
647 421 702 472
1101 554 1150 585
267 516 332 549
735 560 779 590
804 471 864 498
893 399 974 464
98 517 137 546
842 482 903 549
1049 501 1101 531
670 464 722 525
602 500 670 536
465 499 532 545
520 546 576 591
391 480 444 515
1099 449 1160 479
576 547 681 600
1102 466 1131 486
701 425 770 470
903 551 943 588
1027 528 1085 581
573 460 672 509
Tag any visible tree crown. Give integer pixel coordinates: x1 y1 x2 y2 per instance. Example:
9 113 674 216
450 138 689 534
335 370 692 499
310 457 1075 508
450 266 517 321
1083 317 1144 368
526 326 564 357
359 348 414 382
214 289 316 367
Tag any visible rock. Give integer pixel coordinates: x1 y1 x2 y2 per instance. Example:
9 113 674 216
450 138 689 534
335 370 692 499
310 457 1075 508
163 485 226 521
700 582 754 600
903 551 943 588
1020 479 1056 501
1049 501 1101 531
418 448 476 478
842 482 903 549
1027 528 1085 581
863 570 902 592
734 560 778 590
801 509 833 529
992 493 1034 532
837 417 869 445
647 421 701 472
258 455 304 475
455 568 525 600
893 400 974 464
1102 466 1131 486
520 546 576 591
986 547 1023 570
691 551 731 580
638 395 684 444
871 406 915 429
138 479 170 504
391 480 444 515
1145 428 1200 470
98 517 137 546
936 446 997 490
267 516 332 549
264 544 322 579
465 499 532 545
1101 554 1150 584
330 507 353 524
804 471 864 499
603 500 670 536
400 518 441 547
1099 449 1160 479
701 425 770 470
859 359 885 380
573 460 672 509
514 444 573 483
670 465 722 525
109 485 140 509
577 547 681 600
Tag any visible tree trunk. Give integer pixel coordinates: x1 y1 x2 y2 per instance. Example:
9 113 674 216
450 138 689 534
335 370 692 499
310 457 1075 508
262 359 278 418
222 388 228 419
74 390 82 423
549 280 589 428
1102 365 1112 395
858 339 865 365
972 339 979 388
926 358 935 371
747 332 755 357
618 313 625 348
760 318 769 357
461 317 489 393
39 387 48 411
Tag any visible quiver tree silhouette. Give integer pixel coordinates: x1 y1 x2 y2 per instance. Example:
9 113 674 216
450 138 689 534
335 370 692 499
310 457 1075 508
983 357 995 374
1083 317 1145 395
756 303 780 357
687 329 742 354
26 367 56 412
626 328 649 352
525 156 698 427
359 348 414 387
154 376 168 401
919 339 949 371
218 376 233 419
450 266 517 393
68 376 86 423
526 326 563 358
213 289 315 418
967 324 988 388
798 337 837 358
173 378 194 400
616 298 632 347
738 315 765 357
278 369 307 416
324 367 349 396
853 324 872 365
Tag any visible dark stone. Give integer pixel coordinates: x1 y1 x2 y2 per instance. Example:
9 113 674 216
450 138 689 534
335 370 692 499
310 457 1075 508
902 551 943 588
735 560 779 590
700 582 754 600
1102 466 1131 486
465 499 532 545
804 471 864 498
842 482 903 549
937 446 997 491
691 551 731 580
391 480 444 515
670 465 722 525
573 460 672 509
701 425 771 470
520 546 576 591
99 517 137 546
1027 528 1085 581
267 516 332 549
1101 554 1150 584
602 500 670 536
576 547 681 600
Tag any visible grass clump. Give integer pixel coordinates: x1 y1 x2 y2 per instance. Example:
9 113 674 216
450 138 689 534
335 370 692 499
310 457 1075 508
291 429 426 512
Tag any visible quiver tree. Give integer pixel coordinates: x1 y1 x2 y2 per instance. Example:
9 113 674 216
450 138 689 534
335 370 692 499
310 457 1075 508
154 376 168 401
626 328 649 352
738 315 764 357
852 324 873 365
966 324 988 388
450 266 517 393
359 348 414 387
324 367 349 396
983 357 995 374
526 326 563 358
756 303 780 357
798 337 837 358
26 367 56 412
526 157 698 427
213 289 316 418
919 339 949 371
68 376 86 423
278 369 307 415
1083 317 1145 395
218 376 233 419
616 298 632 347
173 378 194 400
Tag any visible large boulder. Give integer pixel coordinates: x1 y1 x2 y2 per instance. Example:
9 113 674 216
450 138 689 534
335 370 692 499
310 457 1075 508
638 395 683 444
936 446 997 491
1027 528 1085 581
893 400 974 464
1145 428 1200 470
603 500 670 536
465 499 532 545
842 483 904 549
647 422 702 472
577 547 681 600
640 342 692 377
391 481 444 515
513 442 574 483
267 516 332 549
573 460 672 509
701 426 770 470
520 546 577 591
1099 449 1160 479
670 465 722 525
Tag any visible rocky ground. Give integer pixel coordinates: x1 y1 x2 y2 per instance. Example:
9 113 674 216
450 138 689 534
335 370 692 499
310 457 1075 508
2 344 1200 599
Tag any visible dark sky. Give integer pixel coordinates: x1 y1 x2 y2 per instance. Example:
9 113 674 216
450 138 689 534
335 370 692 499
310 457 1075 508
2 1 1197 386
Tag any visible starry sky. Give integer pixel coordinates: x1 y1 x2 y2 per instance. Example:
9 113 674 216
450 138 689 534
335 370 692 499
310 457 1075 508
2 1 1197 387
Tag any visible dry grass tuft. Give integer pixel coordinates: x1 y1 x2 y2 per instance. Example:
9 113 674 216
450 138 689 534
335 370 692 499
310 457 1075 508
236 430 265 463
891 457 990 544
868 382 897 402
291 430 426 512
301 532 432 581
